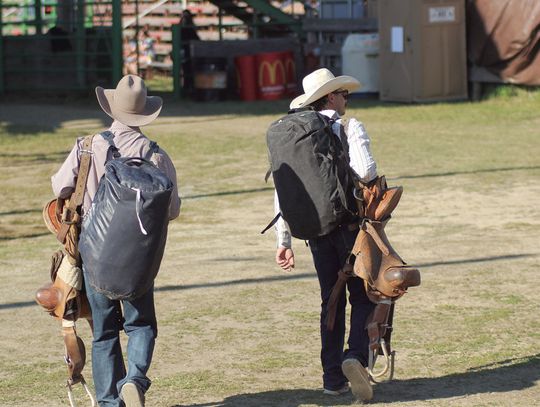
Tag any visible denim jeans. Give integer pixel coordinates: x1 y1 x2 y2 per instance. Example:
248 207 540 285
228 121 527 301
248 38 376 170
309 225 376 391
84 271 157 407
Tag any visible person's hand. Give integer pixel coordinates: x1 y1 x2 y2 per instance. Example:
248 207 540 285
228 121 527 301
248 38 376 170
275 247 295 271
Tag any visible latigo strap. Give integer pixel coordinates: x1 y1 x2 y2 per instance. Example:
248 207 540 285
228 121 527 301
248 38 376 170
36 134 96 406
325 175 421 381
57 135 94 245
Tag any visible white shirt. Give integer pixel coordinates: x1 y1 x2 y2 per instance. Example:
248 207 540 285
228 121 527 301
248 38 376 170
274 109 377 248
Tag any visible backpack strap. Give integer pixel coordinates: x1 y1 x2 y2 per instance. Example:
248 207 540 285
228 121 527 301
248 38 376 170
260 212 282 234
100 131 159 161
56 134 95 244
100 131 121 159
288 106 315 114
339 118 350 154
145 140 160 160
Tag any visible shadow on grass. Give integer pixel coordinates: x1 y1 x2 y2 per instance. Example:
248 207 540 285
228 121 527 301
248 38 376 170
1 253 537 310
0 232 49 241
0 98 291 135
415 253 537 268
0 96 417 136
0 208 42 216
0 150 71 165
182 187 273 200
374 354 540 403
392 165 540 180
172 355 539 406
0 187 273 220
172 389 358 407
155 272 314 294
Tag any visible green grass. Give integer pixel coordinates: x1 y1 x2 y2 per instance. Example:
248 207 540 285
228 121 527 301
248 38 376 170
1 92 539 406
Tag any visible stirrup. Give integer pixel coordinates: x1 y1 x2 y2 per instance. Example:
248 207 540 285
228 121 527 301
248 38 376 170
66 376 96 407
368 338 395 382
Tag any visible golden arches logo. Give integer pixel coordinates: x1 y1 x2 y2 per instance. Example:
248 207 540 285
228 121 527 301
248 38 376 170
258 59 286 87
284 57 296 82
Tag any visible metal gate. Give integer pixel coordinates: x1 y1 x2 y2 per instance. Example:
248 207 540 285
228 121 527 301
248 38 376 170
0 0 122 95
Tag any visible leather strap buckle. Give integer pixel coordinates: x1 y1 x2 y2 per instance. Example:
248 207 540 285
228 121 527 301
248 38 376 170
61 207 80 225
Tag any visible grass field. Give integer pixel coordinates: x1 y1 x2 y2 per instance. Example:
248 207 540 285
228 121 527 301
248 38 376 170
0 89 539 407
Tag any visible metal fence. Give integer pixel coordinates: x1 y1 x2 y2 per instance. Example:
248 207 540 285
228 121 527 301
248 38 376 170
0 0 122 95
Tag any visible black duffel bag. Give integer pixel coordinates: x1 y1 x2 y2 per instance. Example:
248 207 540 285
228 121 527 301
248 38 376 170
80 157 173 300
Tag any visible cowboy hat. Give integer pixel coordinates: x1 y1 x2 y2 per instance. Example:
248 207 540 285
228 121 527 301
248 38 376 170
290 68 361 109
96 74 162 127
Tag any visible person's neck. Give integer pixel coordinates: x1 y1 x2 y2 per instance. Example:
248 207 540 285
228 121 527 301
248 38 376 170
111 120 141 133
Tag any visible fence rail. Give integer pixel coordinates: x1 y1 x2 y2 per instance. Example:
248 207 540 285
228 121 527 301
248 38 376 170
0 0 121 94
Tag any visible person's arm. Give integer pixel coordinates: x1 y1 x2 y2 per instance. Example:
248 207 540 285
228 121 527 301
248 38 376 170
152 151 181 220
274 190 291 248
51 139 82 198
274 190 295 271
345 118 377 183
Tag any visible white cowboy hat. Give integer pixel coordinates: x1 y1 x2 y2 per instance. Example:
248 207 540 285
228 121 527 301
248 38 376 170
290 68 361 109
96 74 163 127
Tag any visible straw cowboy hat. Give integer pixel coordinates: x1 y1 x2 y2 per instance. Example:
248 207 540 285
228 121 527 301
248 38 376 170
96 74 163 127
290 68 361 109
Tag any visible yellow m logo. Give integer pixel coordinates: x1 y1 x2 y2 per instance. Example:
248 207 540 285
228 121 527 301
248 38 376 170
284 57 296 82
258 60 286 87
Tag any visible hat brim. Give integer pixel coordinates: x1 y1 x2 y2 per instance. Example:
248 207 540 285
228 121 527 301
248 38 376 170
290 76 361 109
96 87 163 127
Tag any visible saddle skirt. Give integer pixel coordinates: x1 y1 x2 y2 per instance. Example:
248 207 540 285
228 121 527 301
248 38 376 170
353 220 420 302
352 176 421 303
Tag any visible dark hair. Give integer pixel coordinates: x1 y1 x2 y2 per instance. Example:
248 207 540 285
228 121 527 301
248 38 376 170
182 9 195 23
309 95 329 111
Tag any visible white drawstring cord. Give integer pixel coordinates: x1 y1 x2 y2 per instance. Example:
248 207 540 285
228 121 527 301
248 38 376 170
134 188 148 235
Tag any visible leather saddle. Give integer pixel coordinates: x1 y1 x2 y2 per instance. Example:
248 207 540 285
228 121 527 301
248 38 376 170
35 250 90 322
351 176 421 354
35 250 92 385
35 135 96 404
353 219 421 302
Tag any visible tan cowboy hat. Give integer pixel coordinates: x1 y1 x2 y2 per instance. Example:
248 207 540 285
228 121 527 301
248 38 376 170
96 74 162 127
290 68 361 109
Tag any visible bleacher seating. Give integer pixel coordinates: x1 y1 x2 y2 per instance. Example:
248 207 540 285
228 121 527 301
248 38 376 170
92 0 248 69
91 0 303 65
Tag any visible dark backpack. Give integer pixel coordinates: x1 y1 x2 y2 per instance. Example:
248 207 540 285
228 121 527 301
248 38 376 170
264 108 357 240
79 133 173 300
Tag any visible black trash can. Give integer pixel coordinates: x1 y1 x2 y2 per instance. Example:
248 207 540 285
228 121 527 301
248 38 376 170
192 57 228 102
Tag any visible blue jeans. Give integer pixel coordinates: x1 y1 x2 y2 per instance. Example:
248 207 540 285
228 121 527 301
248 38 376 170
84 271 157 407
309 225 375 391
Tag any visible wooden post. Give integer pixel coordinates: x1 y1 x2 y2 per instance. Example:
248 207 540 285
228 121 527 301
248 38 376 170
76 0 86 89
367 0 378 19
172 24 182 99
34 0 43 34
0 2 3 96
112 0 122 84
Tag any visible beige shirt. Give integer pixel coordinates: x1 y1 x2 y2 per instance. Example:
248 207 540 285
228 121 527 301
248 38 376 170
51 120 181 220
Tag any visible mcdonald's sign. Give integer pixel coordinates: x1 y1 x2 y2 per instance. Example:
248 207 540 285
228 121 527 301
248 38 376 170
256 52 287 100
258 60 286 88
283 52 297 94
